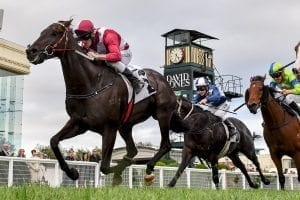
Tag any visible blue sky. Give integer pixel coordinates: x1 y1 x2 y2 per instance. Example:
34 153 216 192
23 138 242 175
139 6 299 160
1 0 300 155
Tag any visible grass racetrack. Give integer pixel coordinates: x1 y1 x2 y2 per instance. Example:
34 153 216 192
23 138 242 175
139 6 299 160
1 185 300 200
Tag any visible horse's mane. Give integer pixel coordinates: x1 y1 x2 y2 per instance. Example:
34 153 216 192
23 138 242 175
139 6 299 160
250 75 265 82
249 75 297 116
179 95 221 123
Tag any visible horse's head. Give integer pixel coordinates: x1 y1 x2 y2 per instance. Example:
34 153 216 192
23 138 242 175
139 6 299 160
26 19 73 64
245 75 269 114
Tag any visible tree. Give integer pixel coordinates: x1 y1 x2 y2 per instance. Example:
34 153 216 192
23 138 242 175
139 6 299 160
34 144 56 159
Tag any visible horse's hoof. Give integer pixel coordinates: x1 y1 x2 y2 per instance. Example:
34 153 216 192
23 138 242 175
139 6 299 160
264 179 270 185
167 182 175 187
112 174 122 186
144 173 155 186
68 168 79 180
250 183 259 189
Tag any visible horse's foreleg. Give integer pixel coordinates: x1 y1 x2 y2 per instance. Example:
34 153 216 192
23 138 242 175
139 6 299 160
292 153 300 182
146 113 172 175
99 125 117 175
116 127 138 169
50 119 86 180
270 152 285 190
228 154 259 189
108 127 137 186
168 147 193 187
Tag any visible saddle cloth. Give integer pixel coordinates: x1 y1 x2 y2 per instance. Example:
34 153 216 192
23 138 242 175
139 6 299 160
121 65 156 104
217 122 240 159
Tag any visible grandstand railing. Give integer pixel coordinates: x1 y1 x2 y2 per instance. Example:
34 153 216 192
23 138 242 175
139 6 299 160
0 156 298 190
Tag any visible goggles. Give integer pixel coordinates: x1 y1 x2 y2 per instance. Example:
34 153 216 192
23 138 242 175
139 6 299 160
76 31 92 41
270 71 282 78
196 86 207 91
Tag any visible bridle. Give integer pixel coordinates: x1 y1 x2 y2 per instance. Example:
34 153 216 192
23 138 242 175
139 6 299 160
32 22 71 58
177 98 194 120
249 80 293 130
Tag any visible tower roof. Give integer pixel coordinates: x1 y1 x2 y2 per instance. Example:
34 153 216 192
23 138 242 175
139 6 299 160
161 29 218 41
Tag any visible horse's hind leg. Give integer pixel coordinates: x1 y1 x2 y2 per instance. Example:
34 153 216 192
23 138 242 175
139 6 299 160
168 147 193 187
50 119 86 180
228 153 259 189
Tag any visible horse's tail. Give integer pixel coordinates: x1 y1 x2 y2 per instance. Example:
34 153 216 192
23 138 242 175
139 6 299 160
170 112 190 133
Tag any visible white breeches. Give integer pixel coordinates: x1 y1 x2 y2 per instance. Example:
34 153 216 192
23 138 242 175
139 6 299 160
199 101 230 120
107 49 132 73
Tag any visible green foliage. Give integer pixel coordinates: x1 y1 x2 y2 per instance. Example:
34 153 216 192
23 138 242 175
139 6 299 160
217 163 231 170
34 144 55 159
155 155 179 167
194 163 209 169
155 161 166 166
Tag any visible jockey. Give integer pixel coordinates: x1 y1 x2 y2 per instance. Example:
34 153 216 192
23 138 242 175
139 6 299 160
192 77 237 137
75 19 144 93
269 61 300 115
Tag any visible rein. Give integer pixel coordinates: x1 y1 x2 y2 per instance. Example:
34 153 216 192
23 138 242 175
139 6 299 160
48 22 114 99
177 98 194 120
262 95 294 130
254 82 295 130
176 97 222 134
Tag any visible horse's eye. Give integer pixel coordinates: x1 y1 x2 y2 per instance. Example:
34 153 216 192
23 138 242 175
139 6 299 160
51 32 59 36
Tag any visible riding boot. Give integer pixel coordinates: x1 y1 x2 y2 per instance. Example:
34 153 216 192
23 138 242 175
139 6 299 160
223 119 237 138
123 68 144 94
289 101 300 115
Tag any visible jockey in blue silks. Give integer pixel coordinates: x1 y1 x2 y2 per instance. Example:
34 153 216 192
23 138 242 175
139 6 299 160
193 77 237 137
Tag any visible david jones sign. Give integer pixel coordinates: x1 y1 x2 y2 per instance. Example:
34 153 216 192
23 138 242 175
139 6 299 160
165 70 192 90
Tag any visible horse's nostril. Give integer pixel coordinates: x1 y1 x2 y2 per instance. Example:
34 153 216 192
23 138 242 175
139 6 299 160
26 47 37 55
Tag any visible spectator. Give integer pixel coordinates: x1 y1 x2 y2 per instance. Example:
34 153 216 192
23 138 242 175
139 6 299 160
28 149 43 183
65 148 76 161
81 152 89 161
14 148 30 184
17 148 26 158
79 152 93 186
89 149 101 163
0 143 11 156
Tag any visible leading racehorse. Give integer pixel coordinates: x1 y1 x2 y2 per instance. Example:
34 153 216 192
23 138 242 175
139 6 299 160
26 19 188 185
245 75 300 190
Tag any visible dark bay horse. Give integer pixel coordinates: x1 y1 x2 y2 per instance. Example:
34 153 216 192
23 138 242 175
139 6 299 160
168 95 270 188
246 75 300 189
25 20 188 185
